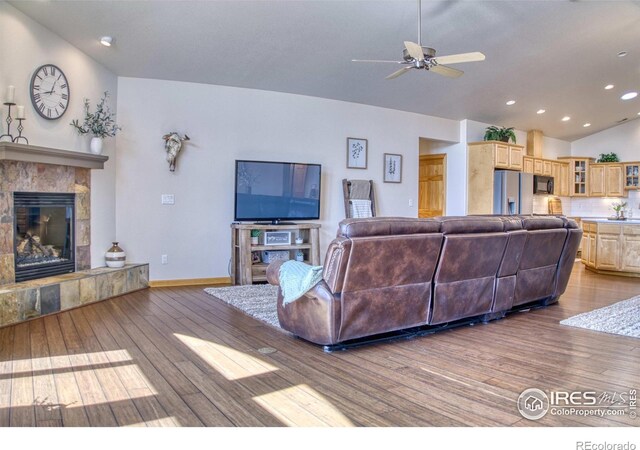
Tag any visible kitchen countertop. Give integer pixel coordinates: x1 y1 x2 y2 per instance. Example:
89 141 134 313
581 218 640 224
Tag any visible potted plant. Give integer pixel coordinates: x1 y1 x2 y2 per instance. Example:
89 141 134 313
70 91 121 154
597 152 620 163
484 126 517 143
250 229 261 245
612 201 627 220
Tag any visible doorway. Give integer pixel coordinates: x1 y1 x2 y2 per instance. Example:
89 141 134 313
418 154 446 218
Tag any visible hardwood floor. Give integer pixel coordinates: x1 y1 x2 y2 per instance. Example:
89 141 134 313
1 262 639 427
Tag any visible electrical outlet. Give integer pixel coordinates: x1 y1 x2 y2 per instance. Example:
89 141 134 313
161 254 168 264
161 194 175 205
408 199 414 207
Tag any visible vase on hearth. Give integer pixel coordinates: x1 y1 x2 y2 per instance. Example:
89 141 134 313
90 136 104 155
105 242 126 268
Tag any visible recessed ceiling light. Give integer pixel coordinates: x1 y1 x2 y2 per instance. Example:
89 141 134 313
100 36 113 47
506 100 516 106
605 84 614 90
537 109 546 114
583 123 591 127
562 116 571 122
618 51 628 57
621 92 638 100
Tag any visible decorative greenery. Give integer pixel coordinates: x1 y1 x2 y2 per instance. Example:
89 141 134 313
70 91 121 138
250 229 261 238
483 126 516 143
597 152 620 163
612 201 627 212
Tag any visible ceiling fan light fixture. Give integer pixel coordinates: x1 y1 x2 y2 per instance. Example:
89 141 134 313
604 84 614 90
100 36 113 47
621 92 638 100
537 109 546 114
562 116 571 122
506 100 516 106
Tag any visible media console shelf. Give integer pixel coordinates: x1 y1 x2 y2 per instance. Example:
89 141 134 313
231 222 321 285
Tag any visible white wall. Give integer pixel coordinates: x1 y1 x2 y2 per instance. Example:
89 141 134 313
0 1 118 267
572 119 640 162
569 119 640 217
115 77 460 281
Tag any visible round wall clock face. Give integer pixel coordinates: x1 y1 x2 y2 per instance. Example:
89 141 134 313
30 64 70 120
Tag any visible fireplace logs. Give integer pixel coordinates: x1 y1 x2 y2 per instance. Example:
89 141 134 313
16 232 63 265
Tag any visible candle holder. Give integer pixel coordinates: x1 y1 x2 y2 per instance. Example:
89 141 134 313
0 102 15 142
12 118 28 144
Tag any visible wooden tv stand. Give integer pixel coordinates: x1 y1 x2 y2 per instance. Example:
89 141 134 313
231 222 321 285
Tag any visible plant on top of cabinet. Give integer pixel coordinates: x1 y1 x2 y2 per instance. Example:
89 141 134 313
597 152 620 163
483 126 516 143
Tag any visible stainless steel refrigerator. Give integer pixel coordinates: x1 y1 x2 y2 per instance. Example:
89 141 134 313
493 170 534 215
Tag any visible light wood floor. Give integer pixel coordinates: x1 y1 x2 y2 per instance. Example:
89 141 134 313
1 262 639 427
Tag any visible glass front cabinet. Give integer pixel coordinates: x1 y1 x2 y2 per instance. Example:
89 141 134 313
624 163 639 190
571 158 590 196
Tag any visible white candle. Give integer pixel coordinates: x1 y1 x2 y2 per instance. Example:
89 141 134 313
16 105 25 119
6 85 15 103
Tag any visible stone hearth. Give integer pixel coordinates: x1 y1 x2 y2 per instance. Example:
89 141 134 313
0 264 149 327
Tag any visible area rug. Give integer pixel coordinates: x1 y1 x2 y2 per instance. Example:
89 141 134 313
204 284 281 329
560 295 640 338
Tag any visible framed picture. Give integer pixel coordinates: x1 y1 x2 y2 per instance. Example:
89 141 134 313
383 153 402 183
346 138 368 169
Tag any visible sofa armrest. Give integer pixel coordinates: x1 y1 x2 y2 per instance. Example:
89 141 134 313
266 260 286 286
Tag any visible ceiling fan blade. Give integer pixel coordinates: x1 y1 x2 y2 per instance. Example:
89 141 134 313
386 67 413 80
352 59 405 64
404 41 424 61
433 52 486 65
430 64 464 78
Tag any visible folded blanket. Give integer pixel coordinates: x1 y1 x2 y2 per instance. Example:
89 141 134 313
279 260 324 306
349 199 372 218
348 179 371 199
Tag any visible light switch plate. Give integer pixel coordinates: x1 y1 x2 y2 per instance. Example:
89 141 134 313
161 194 175 205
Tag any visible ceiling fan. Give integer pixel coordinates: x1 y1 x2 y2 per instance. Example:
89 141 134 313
352 0 485 79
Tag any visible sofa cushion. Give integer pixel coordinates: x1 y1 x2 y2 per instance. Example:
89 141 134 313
436 216 505 234
338 217 440 238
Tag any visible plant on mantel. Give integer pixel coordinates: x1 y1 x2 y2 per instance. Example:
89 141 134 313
483 126 517 144
70 91 121 138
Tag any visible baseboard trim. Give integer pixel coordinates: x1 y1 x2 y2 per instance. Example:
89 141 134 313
149 277 231 288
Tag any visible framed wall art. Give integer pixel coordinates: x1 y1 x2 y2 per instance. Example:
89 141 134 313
383 153 402 183
346 137 368 169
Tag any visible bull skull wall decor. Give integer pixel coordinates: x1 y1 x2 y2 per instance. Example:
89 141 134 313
162 132 190 172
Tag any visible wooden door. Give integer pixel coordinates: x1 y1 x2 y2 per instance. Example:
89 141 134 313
523 157 534 174
508 145 523 170
419 154 446 218
559 163 569 196
605 164 624 197
589 165 606 196
494 144 510 168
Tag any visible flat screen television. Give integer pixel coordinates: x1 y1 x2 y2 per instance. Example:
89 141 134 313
234 160 321 223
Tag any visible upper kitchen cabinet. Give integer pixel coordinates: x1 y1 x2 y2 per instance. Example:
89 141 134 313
559 157 594 197
482 141 524 171
624 163 640 190
588 163 624 197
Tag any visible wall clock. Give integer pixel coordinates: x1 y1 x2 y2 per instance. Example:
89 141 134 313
29 64 70 120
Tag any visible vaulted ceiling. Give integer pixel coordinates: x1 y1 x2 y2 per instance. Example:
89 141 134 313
11 0 640 141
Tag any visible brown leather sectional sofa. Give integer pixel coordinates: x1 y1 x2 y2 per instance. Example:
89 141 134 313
266 215 582 349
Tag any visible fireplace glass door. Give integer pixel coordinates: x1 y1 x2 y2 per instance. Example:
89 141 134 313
14 192 75 282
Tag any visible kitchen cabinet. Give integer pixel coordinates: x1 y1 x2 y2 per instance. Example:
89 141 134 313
523 156 534 174
581 220 640 276
559 157 594 197
542 160 552 176
533 158 543 175
624 163 640 190
487 141 524 170
559 162 570 197
588 163 624 197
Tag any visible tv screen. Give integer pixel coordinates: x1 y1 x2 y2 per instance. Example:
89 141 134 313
234 160 321 223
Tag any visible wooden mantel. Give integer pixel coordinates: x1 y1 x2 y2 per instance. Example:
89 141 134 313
0 141 108 169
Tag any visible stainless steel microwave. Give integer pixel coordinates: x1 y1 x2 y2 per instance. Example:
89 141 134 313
533 175 554 195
